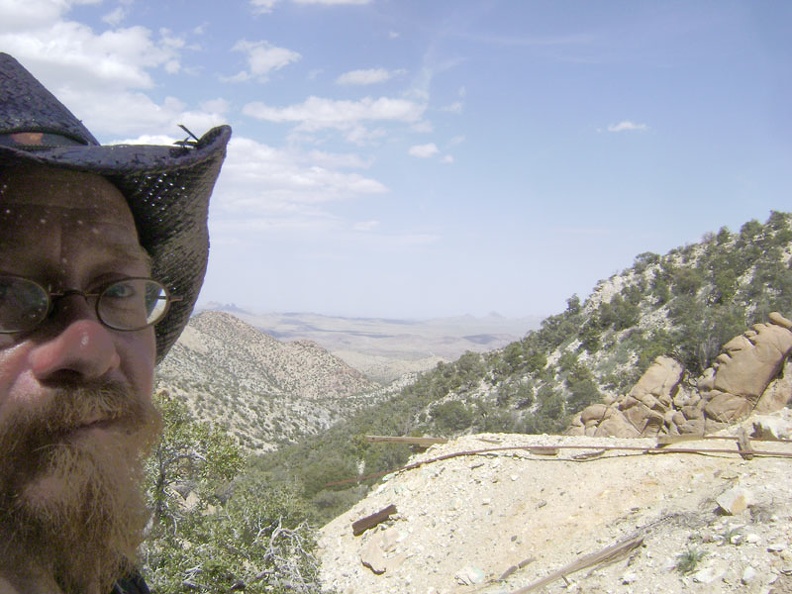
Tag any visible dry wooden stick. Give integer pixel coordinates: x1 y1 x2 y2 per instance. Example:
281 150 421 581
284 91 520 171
498 556 536 580
508 534 644 593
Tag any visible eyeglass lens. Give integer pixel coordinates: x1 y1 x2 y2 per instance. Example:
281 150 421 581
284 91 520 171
0 276 171 333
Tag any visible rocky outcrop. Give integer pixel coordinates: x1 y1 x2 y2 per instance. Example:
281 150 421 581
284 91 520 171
569 312 792 438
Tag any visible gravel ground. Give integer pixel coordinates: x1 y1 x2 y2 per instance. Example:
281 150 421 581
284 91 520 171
318 411 792 594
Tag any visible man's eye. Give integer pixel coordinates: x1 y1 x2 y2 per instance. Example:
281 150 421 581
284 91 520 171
104 281 137 299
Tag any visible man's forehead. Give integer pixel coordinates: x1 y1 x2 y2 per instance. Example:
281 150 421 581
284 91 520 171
0 163 149 265
1 164 133 217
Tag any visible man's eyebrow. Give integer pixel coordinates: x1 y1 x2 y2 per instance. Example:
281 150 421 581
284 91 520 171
107 243 153 268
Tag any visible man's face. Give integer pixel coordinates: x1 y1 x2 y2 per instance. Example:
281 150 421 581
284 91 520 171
0 164 161 593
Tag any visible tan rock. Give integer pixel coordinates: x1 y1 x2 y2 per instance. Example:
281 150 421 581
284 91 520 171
704 392 752 423
594 413 641 438
751 415 792 440
769 311 792 329
628 355 684 406
716 486 753 515
713 320 792 402
580 403 610 425
361 536 388 575
621 401 663 435
755 362 792 413
681 405 703 420
678 419 706 435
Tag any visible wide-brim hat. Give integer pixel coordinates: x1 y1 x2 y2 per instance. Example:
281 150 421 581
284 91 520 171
0 53 230 363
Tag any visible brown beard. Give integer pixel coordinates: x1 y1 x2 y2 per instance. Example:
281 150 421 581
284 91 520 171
0 381 162 594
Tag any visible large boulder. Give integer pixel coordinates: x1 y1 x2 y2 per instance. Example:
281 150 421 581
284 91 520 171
712 313 792 403
569 313 792 438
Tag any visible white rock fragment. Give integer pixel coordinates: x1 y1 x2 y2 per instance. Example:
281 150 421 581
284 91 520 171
752 415 792 440
360 538 387 575
621 571 638 584
716 487 753 515
741 565 757 584
692 565 721 584
455 565 486 585
745 533 761 545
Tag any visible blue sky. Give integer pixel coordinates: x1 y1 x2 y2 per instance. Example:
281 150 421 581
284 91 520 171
2 1 791 319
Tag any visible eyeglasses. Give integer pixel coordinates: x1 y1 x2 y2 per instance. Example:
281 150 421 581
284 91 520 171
0 275 182 334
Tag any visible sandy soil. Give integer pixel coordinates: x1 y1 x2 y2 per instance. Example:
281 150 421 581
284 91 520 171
319 412 792 594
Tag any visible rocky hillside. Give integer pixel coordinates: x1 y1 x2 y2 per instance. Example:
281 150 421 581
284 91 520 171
358 211 792 438
318 411 792 594
156 311 384 451
249 211 792 530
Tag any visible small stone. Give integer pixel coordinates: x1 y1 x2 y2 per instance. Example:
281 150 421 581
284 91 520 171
741 566 757 584
692 566 721 584
360 539 388 575
716 487 753 515
455 565 486 585
621 571 638 584
768 543 787 553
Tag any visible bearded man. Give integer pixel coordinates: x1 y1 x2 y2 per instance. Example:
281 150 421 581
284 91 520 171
0 53 230 593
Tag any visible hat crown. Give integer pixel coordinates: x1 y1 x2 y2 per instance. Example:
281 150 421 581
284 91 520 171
0 53 98 147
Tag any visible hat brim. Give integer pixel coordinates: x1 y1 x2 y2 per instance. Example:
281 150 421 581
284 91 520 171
0 125 231 363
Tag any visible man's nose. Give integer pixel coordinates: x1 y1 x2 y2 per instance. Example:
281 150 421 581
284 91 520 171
29 296 121 382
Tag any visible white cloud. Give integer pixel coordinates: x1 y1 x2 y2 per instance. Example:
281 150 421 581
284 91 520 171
441 155 454 164
441 101 464 114
207 137 393 243
243 96 426 133
336 68 403 86
249 0 368 13
228 39 301 82
0 0 76 31
216 137 387 215
250 0 280 13
293 0 371 5
408 143 439 158
102 7 127 26
0 11 229 139
0 21 183 93
607 120 649 133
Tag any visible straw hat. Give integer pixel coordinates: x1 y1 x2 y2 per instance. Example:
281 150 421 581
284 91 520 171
0 53 231 362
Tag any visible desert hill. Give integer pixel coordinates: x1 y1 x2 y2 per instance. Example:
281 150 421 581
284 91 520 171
156 311 386 451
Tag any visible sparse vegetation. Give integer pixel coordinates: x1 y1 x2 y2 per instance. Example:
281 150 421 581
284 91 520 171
151 211 792 587
246 211 792 524
142 392 326 592
675 546 707 574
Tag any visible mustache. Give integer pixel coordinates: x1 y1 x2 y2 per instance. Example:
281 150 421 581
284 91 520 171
42 382 145 433
0 380 161 457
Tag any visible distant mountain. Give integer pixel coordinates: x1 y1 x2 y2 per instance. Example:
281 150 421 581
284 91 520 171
195 308 543 383
155 311 383 451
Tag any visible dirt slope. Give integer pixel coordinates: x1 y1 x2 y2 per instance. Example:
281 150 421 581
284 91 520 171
318 411 792 594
